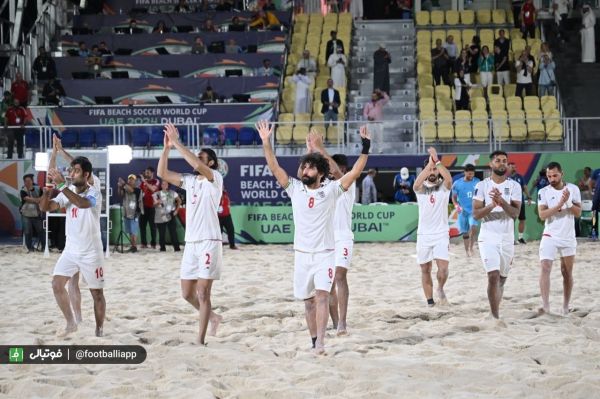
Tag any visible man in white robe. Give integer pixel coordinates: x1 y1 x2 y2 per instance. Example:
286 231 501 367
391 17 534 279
581 5 596 63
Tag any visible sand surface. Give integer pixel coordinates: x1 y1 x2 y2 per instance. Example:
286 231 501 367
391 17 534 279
1 241 599 398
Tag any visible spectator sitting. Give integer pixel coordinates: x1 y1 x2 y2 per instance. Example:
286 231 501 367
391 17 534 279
153 20 171 34
515 50 534 97
20 174 45 252
431 39 450 86
393 167 416 203
5 98 27 159
97 41 112 55
494 44 510 86
218 190 239 249
229 16 246 31
200 86 219 103
538 54 556 97
248 10 281 30
225 39 243 54
117 175 142 253
191 37 207 54
41 78 66 106
320 78 341 128
32 47 57 82
361 169 378 204
11 71 30 107
127 19 144 34
215 0 233 11
296 50 317 77
153 180 182 252
201 18 218 32
453 69 471 110
478 45 494 89
78 41 90 57
257 58 274 76
86 50 103 78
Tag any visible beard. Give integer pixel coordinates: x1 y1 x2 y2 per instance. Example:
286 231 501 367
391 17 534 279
550 179 562 188
427 174 438 182
302 175 318 185
492 167 505 176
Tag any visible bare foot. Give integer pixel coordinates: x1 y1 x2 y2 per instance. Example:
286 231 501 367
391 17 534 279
562 307 571 317
57 323 77 338
74 314 82 325
208 313 223 337
537 306 550 316
95 327 103 337
437 289 449 306
313 346 326 356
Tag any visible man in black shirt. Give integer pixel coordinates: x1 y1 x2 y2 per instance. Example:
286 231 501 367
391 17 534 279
20 174 45 252
431 39 450 86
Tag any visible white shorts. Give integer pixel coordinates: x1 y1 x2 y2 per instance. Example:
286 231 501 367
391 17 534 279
53 249 105 289
294 250 335 300
416 233 449 264
539 236 576 261
479 240 514 277
335 240 354 269
180 240 223 280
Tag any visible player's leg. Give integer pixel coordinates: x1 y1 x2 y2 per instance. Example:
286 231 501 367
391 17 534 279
52 275 78 336
314 289 330 354
67 272 82 324
469 216 479 256
435 259 449 305
459 212 470 256
328 280 339 330
334 266 349 334
560 254 575 315
480 242 503 318
89 288 106 337
518 206 526 243
420 261 434 305
304 296 318 347
487 270 502 318
538 237 555 313
196 278 213 345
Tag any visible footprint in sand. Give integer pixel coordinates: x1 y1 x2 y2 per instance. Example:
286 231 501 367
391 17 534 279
162 338 183 346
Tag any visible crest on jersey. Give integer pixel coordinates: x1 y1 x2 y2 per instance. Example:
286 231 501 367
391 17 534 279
317 191 325 198
504 187 510 195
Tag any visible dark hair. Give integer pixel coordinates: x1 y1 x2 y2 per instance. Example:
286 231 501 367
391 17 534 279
584 166 592 172
145 166 155 173
299 152 330 181
546 161 562 172
332 154 348 168
330 30 337 35
464 163 475 172
23 173 34 181
490 150 507 160
201 148 219 170
71 156 93 178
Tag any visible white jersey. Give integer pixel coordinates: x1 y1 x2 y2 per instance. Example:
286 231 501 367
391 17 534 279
285 177 344 253
92 174 102 217
538 183 581 242
53 184 102 254
473 177 522 243
416 182 450 235
334 182 355 241
182 172 223 242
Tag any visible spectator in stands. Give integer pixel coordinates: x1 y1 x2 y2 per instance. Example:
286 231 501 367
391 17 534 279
139 166 160 249
431 39 450 86
581 5 596 63
363 89 389 153
292 68 312 114
4 98 27 159
175 0 192 12
453 69 471 111
539 42 553 63
0 91 12 130
350 0 364 19
153 180 181 252
225 39 242 54
201 18 218 32
512 0 524 28
118 175 141 253
11 71 30 107
494 45 510 86
454 49 472 83
443 35 458 63
41 78 66 106
579 166 594 201
78 41 90 57
467 36 481 77
538 54 556 97
361 169 378 204
97 41 112 55
248 10 281 30
262 0 277 10
493 29 511 62
229 16 246 31
325 31 345 65
296 50 317 78
216 0 234 11
478 45 494 89
86 51 103 78
32 47 57 82
552 0 570 43
328 47 347 89
321 78 341 128
520 0 536 39
200 86 219 103
127 19 144 34
515 51 534 97
218 189 238 250
256 59 274 76
153 20 171 34
393 167 416 203
20 174 45 252
191 37 207 54
373 44 391 94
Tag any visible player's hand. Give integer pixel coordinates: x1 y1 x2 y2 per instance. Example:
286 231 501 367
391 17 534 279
163 123 180 146
455 205 462 214
427 147 439 163
52 134 62 152
163 131 172 149
255 120 274 141
559 188 570 206
308 128 324 150
47 168 65 185
359 124 371 140
490 188 503 207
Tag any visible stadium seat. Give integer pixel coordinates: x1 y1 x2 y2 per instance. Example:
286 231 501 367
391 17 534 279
524 96 541 112
416 11 430 26
487 84 503 99
489 97 506 112
239 127 257 145
462 29 477 47
470 87 484 98
476 9 492 24
526 110 546 141
432 29 446 46
275 125 292 144
479 29 495 46
445 10 460 25
419 84 435 98
224 127 238 145
461 10 475 25
419 98 436 113
78 130 95 148
437 110 453 124
203 127 220 146
61 132 79 148
546 122 563 141
421 121 437 142
510 122 527 141
431 10 445 25
436 97 453 112
278 113 294 123
418 74 434 87
503 83 516 98
506 96 523 110
472 122 490 142
454 111 472 142
437 123 454 142
471 97 487 112
417 30 432 46
95 130 113 147
326 125 339 142
512 38 526 54
292 125 309 143
435 85 451 99
130 128 149 148
492 9 507 24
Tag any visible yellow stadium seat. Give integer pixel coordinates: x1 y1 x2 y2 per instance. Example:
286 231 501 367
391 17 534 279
293 124 309 143
431 10 445 25
503 84 516 98
472 110 489 123
491 109 507 120
493 121 510 140
480 28 495 43
470 87 484 98
526 110 545 141
295 14 309 24
435 85 451 99
421 122 437 142
510 122 527 141
541 95 558 111
324 12 338 24
437 123 454 142
447 29 461 42
417 61 430 74
446 10 460 25
278 113 294 123
477 9 492 24
455 110 471 122
295 113 311 123
461 10 475 25
437 110 453 124
309 12 323 22
506 96 523 110
417 30 432 46
512 38 526 53
472 122 490 142
487 84 504 99
420 110 436 122
416 11 430 26
524 96 540 111
436 97 453 112
276 125 293 144
492 9 507 24
455 124 472 142
462 29 477 47
326 125 340 142
510 28 522 40
310 124 326 138
471 97 487 112
419 98 436 113
432 29 446 46
489 97 506 111
419 74 434 87
419 85 435 98
546 122 563 141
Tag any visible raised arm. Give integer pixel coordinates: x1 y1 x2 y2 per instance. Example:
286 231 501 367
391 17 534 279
308 129 342 180
164 124 215 182
413 157 435 193
339 125 370 191
427 147 452 190
538 188 581 220
490 187 521 219
39 187 61 212
256 120 289 188
157 130 183 186
47 168 93 209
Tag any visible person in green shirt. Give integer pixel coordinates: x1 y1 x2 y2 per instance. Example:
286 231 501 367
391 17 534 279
478 46 495 89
